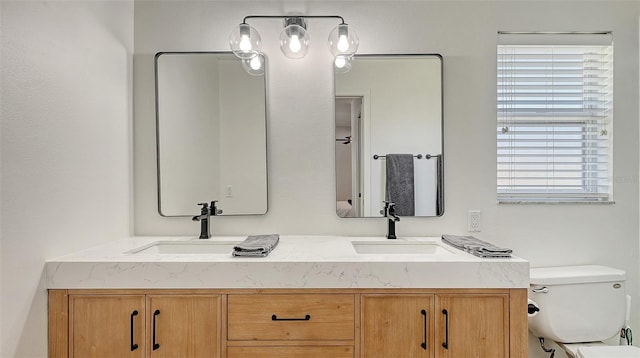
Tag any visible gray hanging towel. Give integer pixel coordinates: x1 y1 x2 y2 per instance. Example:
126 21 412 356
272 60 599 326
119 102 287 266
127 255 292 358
385 154 415 216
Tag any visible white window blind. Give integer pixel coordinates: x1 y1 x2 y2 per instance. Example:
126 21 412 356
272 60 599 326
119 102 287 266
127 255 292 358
497 33 613 203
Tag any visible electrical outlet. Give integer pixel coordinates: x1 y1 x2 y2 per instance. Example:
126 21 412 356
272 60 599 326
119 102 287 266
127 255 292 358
468 210 482 232
225 185 233 198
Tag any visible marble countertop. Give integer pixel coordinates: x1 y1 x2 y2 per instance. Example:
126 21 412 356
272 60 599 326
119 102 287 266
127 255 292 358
46 236 529 289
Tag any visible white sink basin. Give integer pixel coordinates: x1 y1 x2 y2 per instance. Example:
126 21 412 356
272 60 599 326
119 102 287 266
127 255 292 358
351 241 458 255
127 240 241 255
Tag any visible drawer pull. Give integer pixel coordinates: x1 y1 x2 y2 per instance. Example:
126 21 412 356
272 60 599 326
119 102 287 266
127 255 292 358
152 309 161 350
130 310 139 351
421 309 427 350
271 314 311 321
442 309 449 349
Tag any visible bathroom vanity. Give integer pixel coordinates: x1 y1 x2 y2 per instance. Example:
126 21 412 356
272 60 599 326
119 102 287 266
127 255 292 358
47 236 529 357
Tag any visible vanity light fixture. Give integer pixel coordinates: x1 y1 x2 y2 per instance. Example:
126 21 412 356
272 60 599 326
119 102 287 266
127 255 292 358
229 15 359 73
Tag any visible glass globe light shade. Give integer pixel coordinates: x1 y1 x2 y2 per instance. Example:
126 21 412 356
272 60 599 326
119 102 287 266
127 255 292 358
279 24 310 59
328 24 359 56
229 23 262 59
241 52 266 76
334 55 352 73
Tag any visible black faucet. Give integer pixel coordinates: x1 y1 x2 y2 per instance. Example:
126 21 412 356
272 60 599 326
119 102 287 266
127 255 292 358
382 201 400 240
192 201 221 239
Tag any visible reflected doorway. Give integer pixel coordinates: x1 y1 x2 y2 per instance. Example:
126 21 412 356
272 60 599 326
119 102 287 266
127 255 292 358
335 96 363 217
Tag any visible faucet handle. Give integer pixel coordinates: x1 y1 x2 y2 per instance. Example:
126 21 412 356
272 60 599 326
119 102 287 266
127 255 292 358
197 202 210 215
381 201 397 216
382 201 396 212
209 200 223 215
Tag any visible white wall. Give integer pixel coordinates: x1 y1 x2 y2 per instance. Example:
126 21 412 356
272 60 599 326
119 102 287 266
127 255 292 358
0 1 134 357
134 2 640 357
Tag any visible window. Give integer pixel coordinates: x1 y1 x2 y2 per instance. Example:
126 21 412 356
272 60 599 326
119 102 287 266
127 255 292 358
497 33 613 203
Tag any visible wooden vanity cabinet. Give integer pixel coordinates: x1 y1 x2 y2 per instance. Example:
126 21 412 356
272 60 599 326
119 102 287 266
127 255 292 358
51 291 221 358
49 288 526 358
360 290 527 358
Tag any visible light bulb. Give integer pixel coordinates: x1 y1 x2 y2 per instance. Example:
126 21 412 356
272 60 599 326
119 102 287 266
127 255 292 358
279 19 309 59
241 52 265 76
249 56 262 70
239 34 252 52
328 24 358 57
334 55 352 73
230 23 261 59
337 35 349 52
289 35 302 53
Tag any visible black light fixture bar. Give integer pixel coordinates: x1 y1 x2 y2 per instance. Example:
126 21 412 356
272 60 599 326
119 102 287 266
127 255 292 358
242 15 346 25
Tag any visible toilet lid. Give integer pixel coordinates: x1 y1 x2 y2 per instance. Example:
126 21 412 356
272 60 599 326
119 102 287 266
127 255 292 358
577 346 640 358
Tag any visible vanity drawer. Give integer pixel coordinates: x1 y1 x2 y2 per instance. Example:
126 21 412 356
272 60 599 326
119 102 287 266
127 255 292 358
227 294 355 341
227 346 354 357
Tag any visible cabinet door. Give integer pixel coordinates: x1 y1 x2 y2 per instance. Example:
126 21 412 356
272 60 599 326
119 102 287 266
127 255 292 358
361 294 434 358
435 294 509 358
69 295 145 358
147 295 221 358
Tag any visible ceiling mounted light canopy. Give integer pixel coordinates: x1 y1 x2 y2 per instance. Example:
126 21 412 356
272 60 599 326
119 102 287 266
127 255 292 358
229 14 359 73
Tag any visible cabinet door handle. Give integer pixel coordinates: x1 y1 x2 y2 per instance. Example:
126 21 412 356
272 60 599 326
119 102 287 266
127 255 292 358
442 309 449 349
421 309 428 350
271 314 311 321
130 310 139 351
152 309 160 350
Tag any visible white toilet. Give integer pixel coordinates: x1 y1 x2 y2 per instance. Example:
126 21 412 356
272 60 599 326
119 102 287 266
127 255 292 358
528 265 640 358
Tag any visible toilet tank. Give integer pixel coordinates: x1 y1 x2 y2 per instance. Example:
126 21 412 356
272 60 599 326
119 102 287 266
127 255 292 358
528 265 626 343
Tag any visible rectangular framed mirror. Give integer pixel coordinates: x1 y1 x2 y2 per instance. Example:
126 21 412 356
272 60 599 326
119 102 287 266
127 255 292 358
335 54 443 218
155 52 268 216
